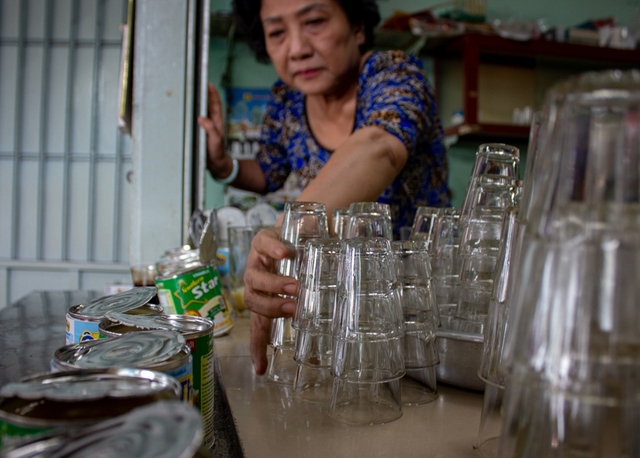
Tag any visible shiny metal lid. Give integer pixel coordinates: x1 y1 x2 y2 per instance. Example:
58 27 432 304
2 401 203 458
106 312 213 335
73 287 158 318
0 369 181 402
54 330 186 369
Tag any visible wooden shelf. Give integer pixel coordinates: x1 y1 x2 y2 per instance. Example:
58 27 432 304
426 32 640 142
444 123 530 140
428 32 640 66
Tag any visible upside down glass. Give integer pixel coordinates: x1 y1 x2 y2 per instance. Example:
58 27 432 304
329 237 405 424
498 70 640 458
268 201 329 385
392 240 440 405
292 239 342 403
409 206 441 250
344 202 393 239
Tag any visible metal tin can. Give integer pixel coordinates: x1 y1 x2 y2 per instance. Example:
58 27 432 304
52 330 193 404
99 313 215 448
155 250 233 337
65 287 161 345
0 368 180 448
0 401 207 458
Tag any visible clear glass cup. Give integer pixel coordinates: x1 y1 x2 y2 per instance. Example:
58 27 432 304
460 144 520 222
328 378 402 425
498 70 640 458
332 208 350 239
228 225 262 315
292 239 341 403
344 202 393 239
409 206 441 250
392 240 441 362
268 201 329 385
331 238 405 384
327 237 405 424
474 207 520 458
455 178 521 323
430 208 463 318
293 239 342 334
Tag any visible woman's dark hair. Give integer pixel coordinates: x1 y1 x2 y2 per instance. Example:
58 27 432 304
233 0 381 63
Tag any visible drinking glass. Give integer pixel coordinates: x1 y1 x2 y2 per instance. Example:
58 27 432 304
344 202 393 239
329 237 405 424
409 206 441 250
474 207 520 457
332 208 350 239
392 240 440 405
455 178 521 323
268 202 329 385
498 70 640 458
292 239 342 403
228 225 262 315
460 143 520 222
430 208 463 318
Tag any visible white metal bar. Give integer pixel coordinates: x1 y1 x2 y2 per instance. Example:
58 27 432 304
36 0 53 260
182 0 197 230
195 0 210 213
111 0 129 263
86 0 106 261
10 0 27 260
0 268 8 311
61 0 79 261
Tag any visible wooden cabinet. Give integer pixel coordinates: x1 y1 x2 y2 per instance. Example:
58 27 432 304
423 32 640 140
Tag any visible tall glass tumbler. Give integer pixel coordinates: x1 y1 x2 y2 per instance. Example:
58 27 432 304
455 178 521 323
268 201 329 384
292 239 342 403
344 202 393 239
228 225 262 315
430 208 463 318
475 207 520 458
392 240 440 405
498 70 640 458
329 237 405 425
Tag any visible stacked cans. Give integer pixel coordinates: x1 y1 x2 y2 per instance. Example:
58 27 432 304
0 286 218 454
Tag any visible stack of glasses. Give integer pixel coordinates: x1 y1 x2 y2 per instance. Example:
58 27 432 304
455 144 521 327
498 70 640 458
284 202 442 424
268 202 329 384
471 70 640 457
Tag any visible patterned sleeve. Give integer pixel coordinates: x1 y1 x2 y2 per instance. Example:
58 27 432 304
359 51 436 155
256 82 291 193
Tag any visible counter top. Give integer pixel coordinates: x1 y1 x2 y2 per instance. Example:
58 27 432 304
214 318 484 458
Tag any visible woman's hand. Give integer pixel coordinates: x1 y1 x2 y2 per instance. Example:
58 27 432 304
243 227 299 374
197 82 233 178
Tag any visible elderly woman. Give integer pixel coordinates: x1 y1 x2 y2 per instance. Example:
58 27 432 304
198 0 450 374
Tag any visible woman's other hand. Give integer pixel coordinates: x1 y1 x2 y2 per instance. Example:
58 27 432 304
244 227 299 374
197 82 234 178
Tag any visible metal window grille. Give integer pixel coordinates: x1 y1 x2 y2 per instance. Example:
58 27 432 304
0 0 131 308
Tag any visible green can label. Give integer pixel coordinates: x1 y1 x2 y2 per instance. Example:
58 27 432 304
186 333 214 447
0 418 55 448
156 265 233 336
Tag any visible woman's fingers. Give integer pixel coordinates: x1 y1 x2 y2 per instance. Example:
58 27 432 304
250 313 272 375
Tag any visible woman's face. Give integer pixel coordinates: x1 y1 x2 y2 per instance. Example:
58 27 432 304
260 0 365 96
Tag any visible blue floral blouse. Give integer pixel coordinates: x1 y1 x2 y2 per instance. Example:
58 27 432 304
257 50 451 234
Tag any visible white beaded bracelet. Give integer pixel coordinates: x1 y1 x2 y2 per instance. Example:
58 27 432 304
216 158 239 185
